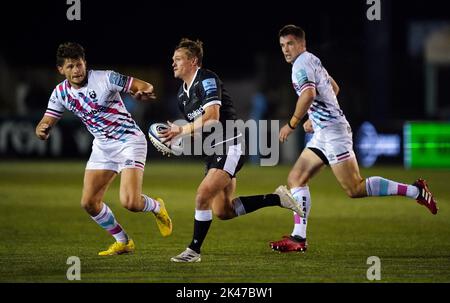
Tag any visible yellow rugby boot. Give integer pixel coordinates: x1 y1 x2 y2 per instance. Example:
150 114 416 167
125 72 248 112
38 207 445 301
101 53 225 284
154 198 173 237
98 239 135 256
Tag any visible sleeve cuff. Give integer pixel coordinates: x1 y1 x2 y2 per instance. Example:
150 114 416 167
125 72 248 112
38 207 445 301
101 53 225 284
123 77 133 93
299 84 316 95
45 108 63 119
203 100 222 109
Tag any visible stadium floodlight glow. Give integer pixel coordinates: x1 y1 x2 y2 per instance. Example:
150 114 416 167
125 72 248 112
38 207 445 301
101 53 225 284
404 122 450 168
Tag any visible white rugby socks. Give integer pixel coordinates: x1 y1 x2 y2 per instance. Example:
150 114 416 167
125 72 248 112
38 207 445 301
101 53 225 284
290 186 311 239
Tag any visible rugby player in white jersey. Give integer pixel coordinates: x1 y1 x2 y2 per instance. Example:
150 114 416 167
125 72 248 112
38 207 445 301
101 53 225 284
270 25 438 253
35 42 172 256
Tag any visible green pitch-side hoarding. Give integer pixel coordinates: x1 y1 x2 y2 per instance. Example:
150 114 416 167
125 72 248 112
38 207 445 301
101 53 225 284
404 122 450 168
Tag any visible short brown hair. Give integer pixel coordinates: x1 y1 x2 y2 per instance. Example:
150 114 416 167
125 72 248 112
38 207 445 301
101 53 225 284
278 25 306 40
175 38 204 66
56 42 85 67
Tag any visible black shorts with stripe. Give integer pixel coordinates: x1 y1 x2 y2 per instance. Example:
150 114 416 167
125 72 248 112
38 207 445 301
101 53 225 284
204 144 246 178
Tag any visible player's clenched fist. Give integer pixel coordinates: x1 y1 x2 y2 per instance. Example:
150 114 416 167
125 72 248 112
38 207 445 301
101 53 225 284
303 119 314 133
130 82 156 101
279 124 294 143
36 123 51 140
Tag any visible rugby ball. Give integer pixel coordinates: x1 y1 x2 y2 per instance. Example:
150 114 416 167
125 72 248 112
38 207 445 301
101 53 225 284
148 123 183 156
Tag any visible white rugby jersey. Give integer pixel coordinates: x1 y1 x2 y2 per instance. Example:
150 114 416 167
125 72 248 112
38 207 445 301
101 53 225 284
45 70 143 142
291 51 348 130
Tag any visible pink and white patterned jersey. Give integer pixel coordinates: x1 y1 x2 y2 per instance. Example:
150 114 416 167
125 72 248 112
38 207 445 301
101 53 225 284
291 51 348 131
45 70 143 142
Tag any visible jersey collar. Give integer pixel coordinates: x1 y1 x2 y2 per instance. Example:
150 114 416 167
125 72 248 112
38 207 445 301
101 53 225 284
183 67 200 98
292 51 307 65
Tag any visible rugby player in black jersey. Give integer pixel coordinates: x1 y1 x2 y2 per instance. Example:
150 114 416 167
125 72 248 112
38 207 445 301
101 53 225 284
161 38 303 262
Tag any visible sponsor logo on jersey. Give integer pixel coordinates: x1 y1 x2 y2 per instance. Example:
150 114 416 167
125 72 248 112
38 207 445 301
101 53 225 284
296 69 308 85
187 107 204 121
88 89 97 100
109 72 128 88
80 105 107 117
202 78 217 94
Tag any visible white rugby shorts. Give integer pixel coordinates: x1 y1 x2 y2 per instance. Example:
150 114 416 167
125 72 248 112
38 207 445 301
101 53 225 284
306 123 355 165
86 135 147 173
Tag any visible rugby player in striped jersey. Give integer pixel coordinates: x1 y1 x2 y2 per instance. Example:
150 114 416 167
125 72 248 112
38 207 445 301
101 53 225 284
35 42 172 256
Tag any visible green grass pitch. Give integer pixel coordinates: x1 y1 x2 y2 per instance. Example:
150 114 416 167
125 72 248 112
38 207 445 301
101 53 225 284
0 160 449 282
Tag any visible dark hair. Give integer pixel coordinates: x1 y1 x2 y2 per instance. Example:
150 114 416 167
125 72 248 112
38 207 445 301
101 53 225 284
175 38 204 66
278 25 306 40
56 42 85 67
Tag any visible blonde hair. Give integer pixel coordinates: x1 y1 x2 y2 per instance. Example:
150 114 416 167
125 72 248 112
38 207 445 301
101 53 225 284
175 38 204 66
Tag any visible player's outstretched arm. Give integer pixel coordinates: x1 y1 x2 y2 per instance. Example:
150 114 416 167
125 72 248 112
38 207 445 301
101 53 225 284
129 78 156 101
35 115 59 140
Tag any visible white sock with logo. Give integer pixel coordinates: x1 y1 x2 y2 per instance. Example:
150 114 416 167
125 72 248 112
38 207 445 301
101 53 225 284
290 186 311 239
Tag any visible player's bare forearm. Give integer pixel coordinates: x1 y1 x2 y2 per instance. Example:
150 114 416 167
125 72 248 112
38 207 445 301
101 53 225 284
292 88 315 125
35 115 58 140
183 104 220 135
279 89 315 142
163 105 220 141
197 105 220 129
129 78 156 101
